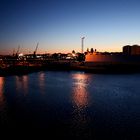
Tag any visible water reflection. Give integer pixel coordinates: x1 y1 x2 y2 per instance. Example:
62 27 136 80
71 73 91 135
15 75 29 95
0 77 5 110
38 72 46 94
0 77 8 125
72 73 90 108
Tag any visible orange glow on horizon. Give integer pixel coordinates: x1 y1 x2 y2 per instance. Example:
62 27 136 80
0 42 124 55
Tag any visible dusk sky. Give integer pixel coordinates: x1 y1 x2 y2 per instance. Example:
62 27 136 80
1 0 140 54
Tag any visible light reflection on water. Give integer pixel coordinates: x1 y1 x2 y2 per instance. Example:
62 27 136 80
0 71 139 139
38 72 46 95
15 72 46 96
72 73 90 109
71 73 91 136
15 75 29 95
0 77 5 110
0 77 8 125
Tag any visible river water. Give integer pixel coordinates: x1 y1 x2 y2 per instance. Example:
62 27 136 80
0 71 139 139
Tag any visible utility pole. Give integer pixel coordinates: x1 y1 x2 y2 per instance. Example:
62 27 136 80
81 37 85 53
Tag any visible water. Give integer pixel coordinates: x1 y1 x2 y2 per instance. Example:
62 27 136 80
0 71 140 139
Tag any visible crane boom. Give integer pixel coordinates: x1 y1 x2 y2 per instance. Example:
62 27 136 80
33 42 39 58
34 42 39 55
15 45 20 57
13 49 15 56
17 45 20 54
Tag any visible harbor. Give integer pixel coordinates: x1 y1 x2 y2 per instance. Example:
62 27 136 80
1 58 140 76
1 0 140 139
1 45 140 75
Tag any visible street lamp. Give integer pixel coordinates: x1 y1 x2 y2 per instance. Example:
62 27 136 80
81 37 85 53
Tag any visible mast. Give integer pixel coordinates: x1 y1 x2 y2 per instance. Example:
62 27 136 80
81 37 85 53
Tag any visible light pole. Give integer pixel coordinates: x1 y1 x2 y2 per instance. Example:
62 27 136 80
81 37 85 53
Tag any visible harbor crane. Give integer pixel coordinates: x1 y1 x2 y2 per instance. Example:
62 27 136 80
15 45 20 57
13 49 15 56
33 42 39 58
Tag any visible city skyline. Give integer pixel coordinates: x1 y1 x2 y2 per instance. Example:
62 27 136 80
1 0 140 54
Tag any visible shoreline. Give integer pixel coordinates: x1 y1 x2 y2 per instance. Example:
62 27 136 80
1 61 140 76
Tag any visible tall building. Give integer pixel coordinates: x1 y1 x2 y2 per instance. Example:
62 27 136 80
123 45 140 55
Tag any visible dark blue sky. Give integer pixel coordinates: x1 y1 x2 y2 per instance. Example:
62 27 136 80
0 0 140 54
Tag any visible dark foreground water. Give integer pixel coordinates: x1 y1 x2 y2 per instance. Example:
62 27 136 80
0 71 139 139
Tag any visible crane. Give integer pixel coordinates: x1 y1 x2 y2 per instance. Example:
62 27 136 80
15 45 20 57
13 49 15 56
33 42 39 58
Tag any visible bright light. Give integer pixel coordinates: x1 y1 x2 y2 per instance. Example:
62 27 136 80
19 53 23 57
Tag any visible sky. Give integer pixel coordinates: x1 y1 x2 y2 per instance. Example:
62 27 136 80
1 0 140 54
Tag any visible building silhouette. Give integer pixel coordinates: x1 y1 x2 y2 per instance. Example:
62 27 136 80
123 45 140 55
